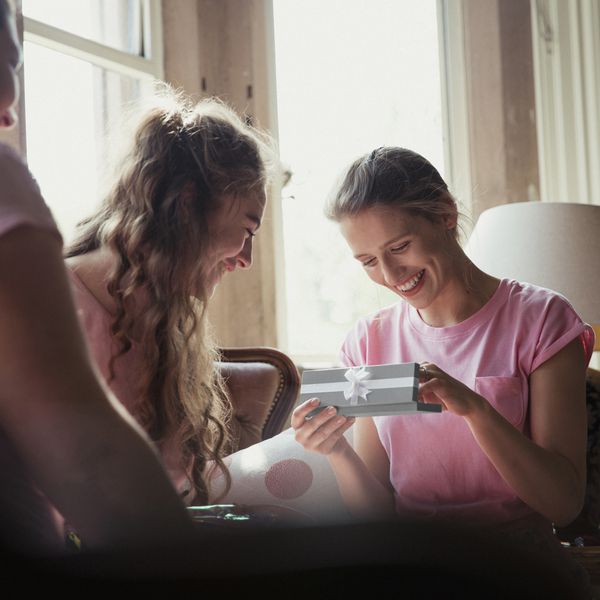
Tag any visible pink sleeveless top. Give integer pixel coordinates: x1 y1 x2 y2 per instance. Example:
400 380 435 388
67 269 194 500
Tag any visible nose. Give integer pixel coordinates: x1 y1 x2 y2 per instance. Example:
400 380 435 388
380 257 404 287
236 236 253 269
0 107 17 129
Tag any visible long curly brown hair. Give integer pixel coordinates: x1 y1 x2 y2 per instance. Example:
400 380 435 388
65 89 273 504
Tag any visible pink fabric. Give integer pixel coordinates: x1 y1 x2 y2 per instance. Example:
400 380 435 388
0 143 63 552
341 279 595 525
0 144 59 240
67 269 194 499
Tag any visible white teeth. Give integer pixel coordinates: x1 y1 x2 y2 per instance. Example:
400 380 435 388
398 270 424 292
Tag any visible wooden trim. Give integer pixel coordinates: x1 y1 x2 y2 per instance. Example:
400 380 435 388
461 0 539 221
161 0 282 348
219 346 300 440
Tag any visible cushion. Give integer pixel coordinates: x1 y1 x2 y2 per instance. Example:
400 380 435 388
209 428 353 525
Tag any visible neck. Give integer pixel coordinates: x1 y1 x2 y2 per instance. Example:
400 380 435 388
417 251 499 328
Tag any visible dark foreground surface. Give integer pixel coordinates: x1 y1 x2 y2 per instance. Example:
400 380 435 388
0 519 589 599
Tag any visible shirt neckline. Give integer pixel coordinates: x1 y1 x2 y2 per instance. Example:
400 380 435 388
67 266 144 347
67 266 113 318
407 278 511 339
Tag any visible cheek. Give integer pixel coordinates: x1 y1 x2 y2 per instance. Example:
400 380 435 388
366 268 384 286
218 231 247 258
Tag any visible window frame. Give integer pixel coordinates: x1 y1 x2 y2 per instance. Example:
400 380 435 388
22 0 163 81
530 0 600 206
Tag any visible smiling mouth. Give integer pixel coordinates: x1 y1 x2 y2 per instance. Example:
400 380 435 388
396 269 425 293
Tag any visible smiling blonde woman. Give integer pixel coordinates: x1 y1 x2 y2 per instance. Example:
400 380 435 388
293 147 594 541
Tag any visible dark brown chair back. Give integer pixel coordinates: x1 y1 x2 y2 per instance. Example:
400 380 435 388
217 346 300 452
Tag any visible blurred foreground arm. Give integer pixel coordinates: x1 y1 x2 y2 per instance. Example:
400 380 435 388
0 227 192 549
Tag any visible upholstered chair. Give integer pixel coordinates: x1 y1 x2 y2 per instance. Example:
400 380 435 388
218 346 300 453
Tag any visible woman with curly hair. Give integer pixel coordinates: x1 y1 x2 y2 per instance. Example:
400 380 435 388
65 90 272 506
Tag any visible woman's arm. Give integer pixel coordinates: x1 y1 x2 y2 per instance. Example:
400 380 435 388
292 399 395 519
0 227 192 549
419 338 587 526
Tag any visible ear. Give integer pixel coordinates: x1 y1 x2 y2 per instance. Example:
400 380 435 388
441 195 458 231
178 181 198 221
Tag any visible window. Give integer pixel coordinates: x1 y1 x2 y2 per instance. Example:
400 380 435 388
22 0 162 240
273 0 445 365
531 0 600 205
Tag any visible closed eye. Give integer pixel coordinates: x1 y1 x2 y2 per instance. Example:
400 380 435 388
246 228 256 238
361 257 376 268
391 241 410 253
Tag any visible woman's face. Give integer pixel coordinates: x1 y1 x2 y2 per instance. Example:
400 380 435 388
203 190 266 296
339 204 459 313
0 14 22 129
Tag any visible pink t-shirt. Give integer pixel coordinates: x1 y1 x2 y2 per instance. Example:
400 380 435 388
341 279 595 525
0 143 64 553
67 269 194 500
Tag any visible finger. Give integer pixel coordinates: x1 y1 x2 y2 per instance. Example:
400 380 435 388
419 377 443 393
418 379 444 401
314 416 356 454
419 361 434 382
315 418 356 455
291 398 321 429
294 405 339 446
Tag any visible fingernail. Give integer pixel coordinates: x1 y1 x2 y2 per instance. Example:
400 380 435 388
310 398 319 405
327 406 337 414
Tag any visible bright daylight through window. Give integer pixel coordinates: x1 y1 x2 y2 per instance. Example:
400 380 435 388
22 0 158 241
273 0 445 365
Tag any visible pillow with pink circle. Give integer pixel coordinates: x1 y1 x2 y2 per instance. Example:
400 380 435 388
209 427 353 524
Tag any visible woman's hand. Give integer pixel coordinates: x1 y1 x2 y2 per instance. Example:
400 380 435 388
291 398 355 456
418 362 485 418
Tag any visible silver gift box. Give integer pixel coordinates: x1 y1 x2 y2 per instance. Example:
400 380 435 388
300 362 441 417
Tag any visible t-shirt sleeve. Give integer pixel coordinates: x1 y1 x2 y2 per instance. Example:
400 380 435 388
0 144 61 242
530 291 595 372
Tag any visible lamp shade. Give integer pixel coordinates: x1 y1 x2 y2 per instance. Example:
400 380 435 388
465 202 600 349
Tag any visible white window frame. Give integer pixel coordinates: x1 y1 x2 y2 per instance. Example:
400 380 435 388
437 0 473 222
23 0 163 81
530 0 600 205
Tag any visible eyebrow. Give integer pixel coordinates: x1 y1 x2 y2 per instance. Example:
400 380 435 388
353 232 410 259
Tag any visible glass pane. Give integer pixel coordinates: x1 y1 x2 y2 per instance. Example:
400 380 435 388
22 0 143 56
274 0 445 365
23 42 153 241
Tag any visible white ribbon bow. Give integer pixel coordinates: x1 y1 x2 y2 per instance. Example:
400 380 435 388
344 366 371 405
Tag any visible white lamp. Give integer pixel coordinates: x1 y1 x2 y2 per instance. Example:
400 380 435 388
465 202 600 351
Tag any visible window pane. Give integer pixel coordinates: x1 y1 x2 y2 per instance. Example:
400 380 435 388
23 42 153 240
273 0 445 364
22 0 143 56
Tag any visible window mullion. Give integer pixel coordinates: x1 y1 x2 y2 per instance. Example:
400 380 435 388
24 16 160 80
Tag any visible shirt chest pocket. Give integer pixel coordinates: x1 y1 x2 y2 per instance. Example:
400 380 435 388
474 376 525 428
